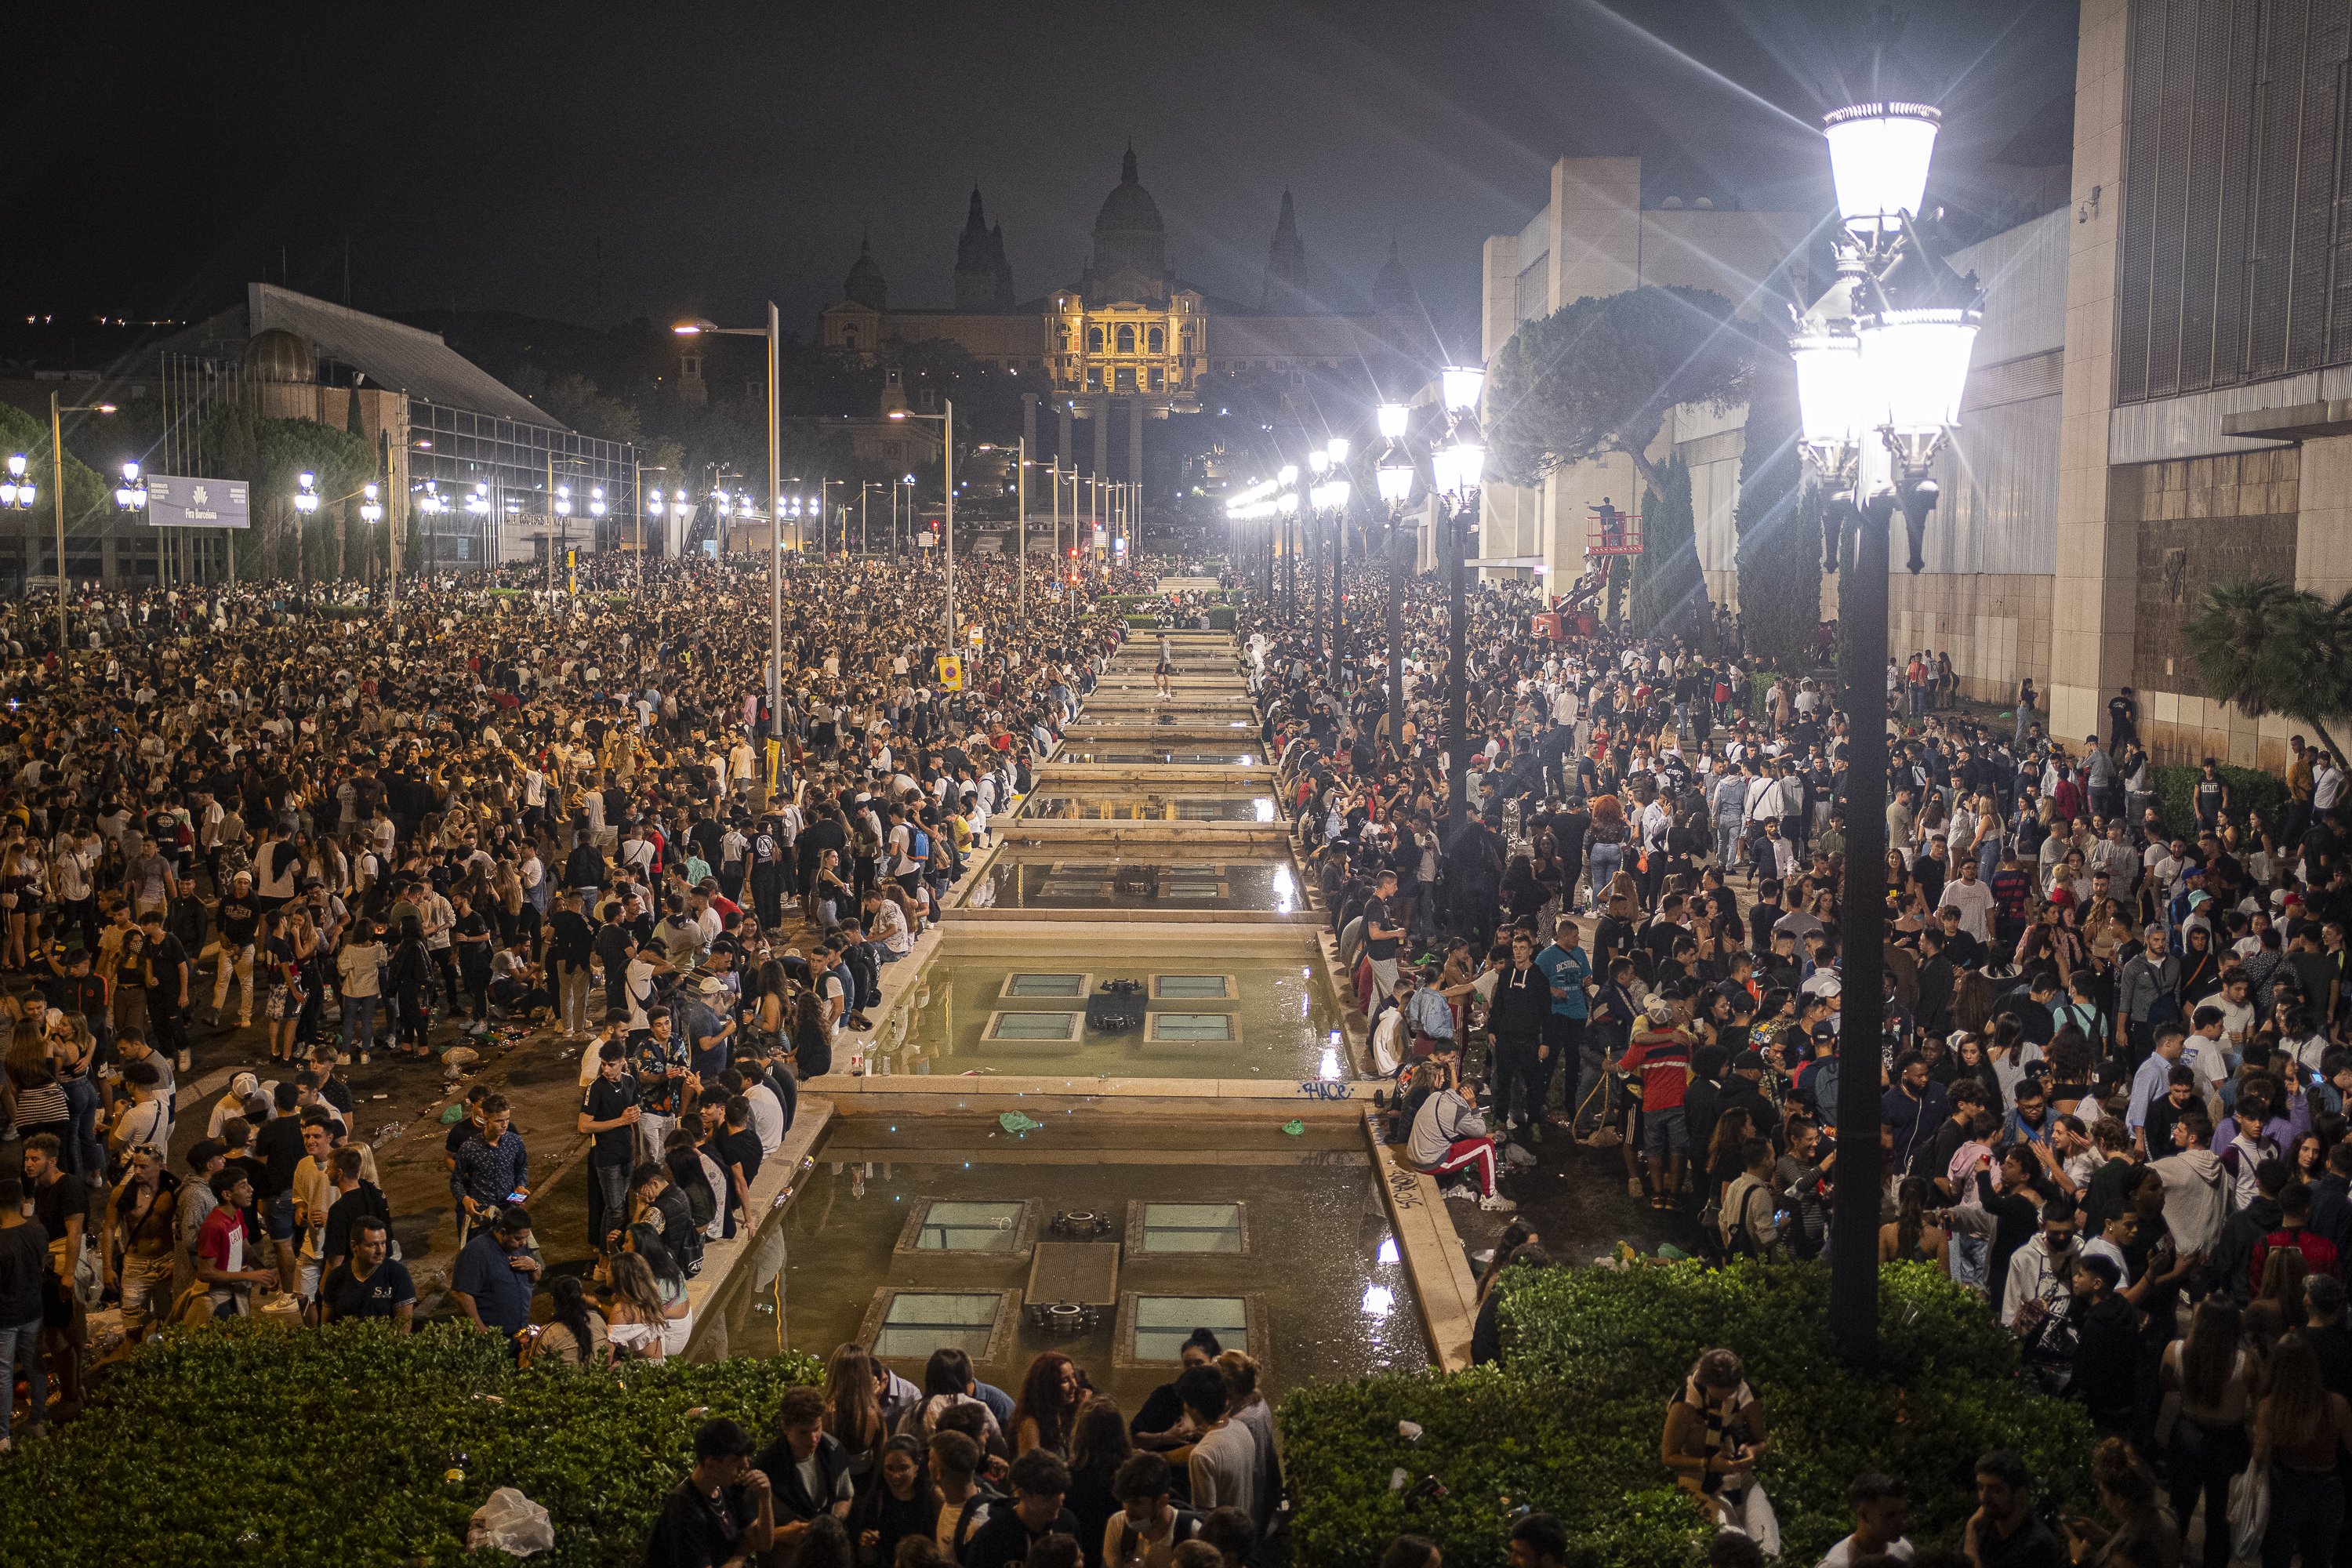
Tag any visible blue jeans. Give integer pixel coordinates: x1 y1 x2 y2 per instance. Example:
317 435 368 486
0 1318 44 1440
343 996 376 1056
1951 1232 1988 1290
1588 844 1623 902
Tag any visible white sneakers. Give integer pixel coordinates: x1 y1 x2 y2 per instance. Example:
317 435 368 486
1479 1192 1519 1213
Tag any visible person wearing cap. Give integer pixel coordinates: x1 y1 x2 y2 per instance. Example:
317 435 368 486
1619 993 1695 1210
684 974 738 1082
208 869 261 1030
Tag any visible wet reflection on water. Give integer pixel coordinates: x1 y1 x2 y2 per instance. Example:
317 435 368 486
703 1119 1426 1410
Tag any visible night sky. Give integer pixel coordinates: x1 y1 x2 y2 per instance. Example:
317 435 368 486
13 1 2077 359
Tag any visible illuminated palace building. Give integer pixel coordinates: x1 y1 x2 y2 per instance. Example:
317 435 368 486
820 147 1432 482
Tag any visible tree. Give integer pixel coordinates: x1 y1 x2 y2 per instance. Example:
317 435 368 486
0 402 111 547
2183 579 2352 764
1628 456 1704 637
1730 309 1820 669
1485 285 1751 494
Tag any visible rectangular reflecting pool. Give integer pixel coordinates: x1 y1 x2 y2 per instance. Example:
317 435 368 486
967 851 1300 911
699 1117 1425 1411
860 935 1344 1080
1022 793 1279 822
1053 746 1264 764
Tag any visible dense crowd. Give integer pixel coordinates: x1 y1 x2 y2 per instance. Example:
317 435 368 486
0 534 2347 1567
0 550 1144 1436
1262 565 2350 1566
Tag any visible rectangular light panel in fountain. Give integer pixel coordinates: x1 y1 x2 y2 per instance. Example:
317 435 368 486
870 1290 1019 1361
999 972 1092 1000
1131 1202 1248 1255
983 1011 1083 1042
1148 974 1235 1000
1125 1294 1253 1363
911 1200 1029 1254
1145 1013 1236 1043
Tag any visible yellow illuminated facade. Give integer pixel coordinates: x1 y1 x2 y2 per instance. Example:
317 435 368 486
1047 288 1203 401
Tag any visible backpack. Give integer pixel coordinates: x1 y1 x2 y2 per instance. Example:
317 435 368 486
908 826 930 862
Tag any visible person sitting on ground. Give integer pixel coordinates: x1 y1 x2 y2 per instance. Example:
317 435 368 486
1404 1062 1517 1214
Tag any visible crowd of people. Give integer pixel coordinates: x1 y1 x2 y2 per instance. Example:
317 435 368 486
0 532 2347 1565
0 549 1145 1436
1261 561 2350 1565
648 1336 1276 1568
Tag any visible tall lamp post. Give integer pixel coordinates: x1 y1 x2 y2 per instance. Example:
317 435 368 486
1432 366 1486 835
1307 441 1351 685
1792 97 1982 1363
1374 404 1415 754
887 401 956 648
675 308 783 738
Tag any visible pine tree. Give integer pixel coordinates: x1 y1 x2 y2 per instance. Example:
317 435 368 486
1628 457 1701 637
1730 311 1820 670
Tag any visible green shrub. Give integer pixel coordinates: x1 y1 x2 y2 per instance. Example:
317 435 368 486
0 1319 822 1568
1207 606 1236 631
485 586 529 600
1748 669 1784 716
1279 1262 2092 1568
2151 761 2287 837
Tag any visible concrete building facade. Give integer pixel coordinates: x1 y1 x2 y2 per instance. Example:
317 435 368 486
1480 2 2352 772
1475 157 1810 590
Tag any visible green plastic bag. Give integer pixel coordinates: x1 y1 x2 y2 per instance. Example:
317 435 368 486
999 1111 1044 1134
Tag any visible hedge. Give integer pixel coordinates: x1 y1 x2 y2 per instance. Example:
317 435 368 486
2151 760 2287 837
1279 1262 2092 1568
0 1319 822 1568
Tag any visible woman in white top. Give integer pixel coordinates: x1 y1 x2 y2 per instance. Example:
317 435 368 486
604 1254 669 1361
625 1221 695 1359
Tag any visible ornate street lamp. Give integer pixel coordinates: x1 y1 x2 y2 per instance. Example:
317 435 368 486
1797 92 1981 1367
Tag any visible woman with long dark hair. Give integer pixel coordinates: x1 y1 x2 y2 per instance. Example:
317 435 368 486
1877 1176 1949 1266
2160 1298 2254 1568
2250 1333 2352 1568
527 1273 608 1367
1066 1398 1131 1566
824 1342 888 1496
623 1221 693 1358
1011 1350 1087 1458
850 1435 938 1566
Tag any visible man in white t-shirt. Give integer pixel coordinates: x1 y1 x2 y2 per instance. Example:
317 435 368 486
1817 1472 1912 1568
1936 858 1997 943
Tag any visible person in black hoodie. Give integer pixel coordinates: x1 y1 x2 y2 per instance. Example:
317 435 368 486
629 1160 702 1278
1486 931 1553 1137
1719 1052 1780 1155
1682 1047 1727 1163
2210 1157 2288 1308
962 1450 1081 1568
